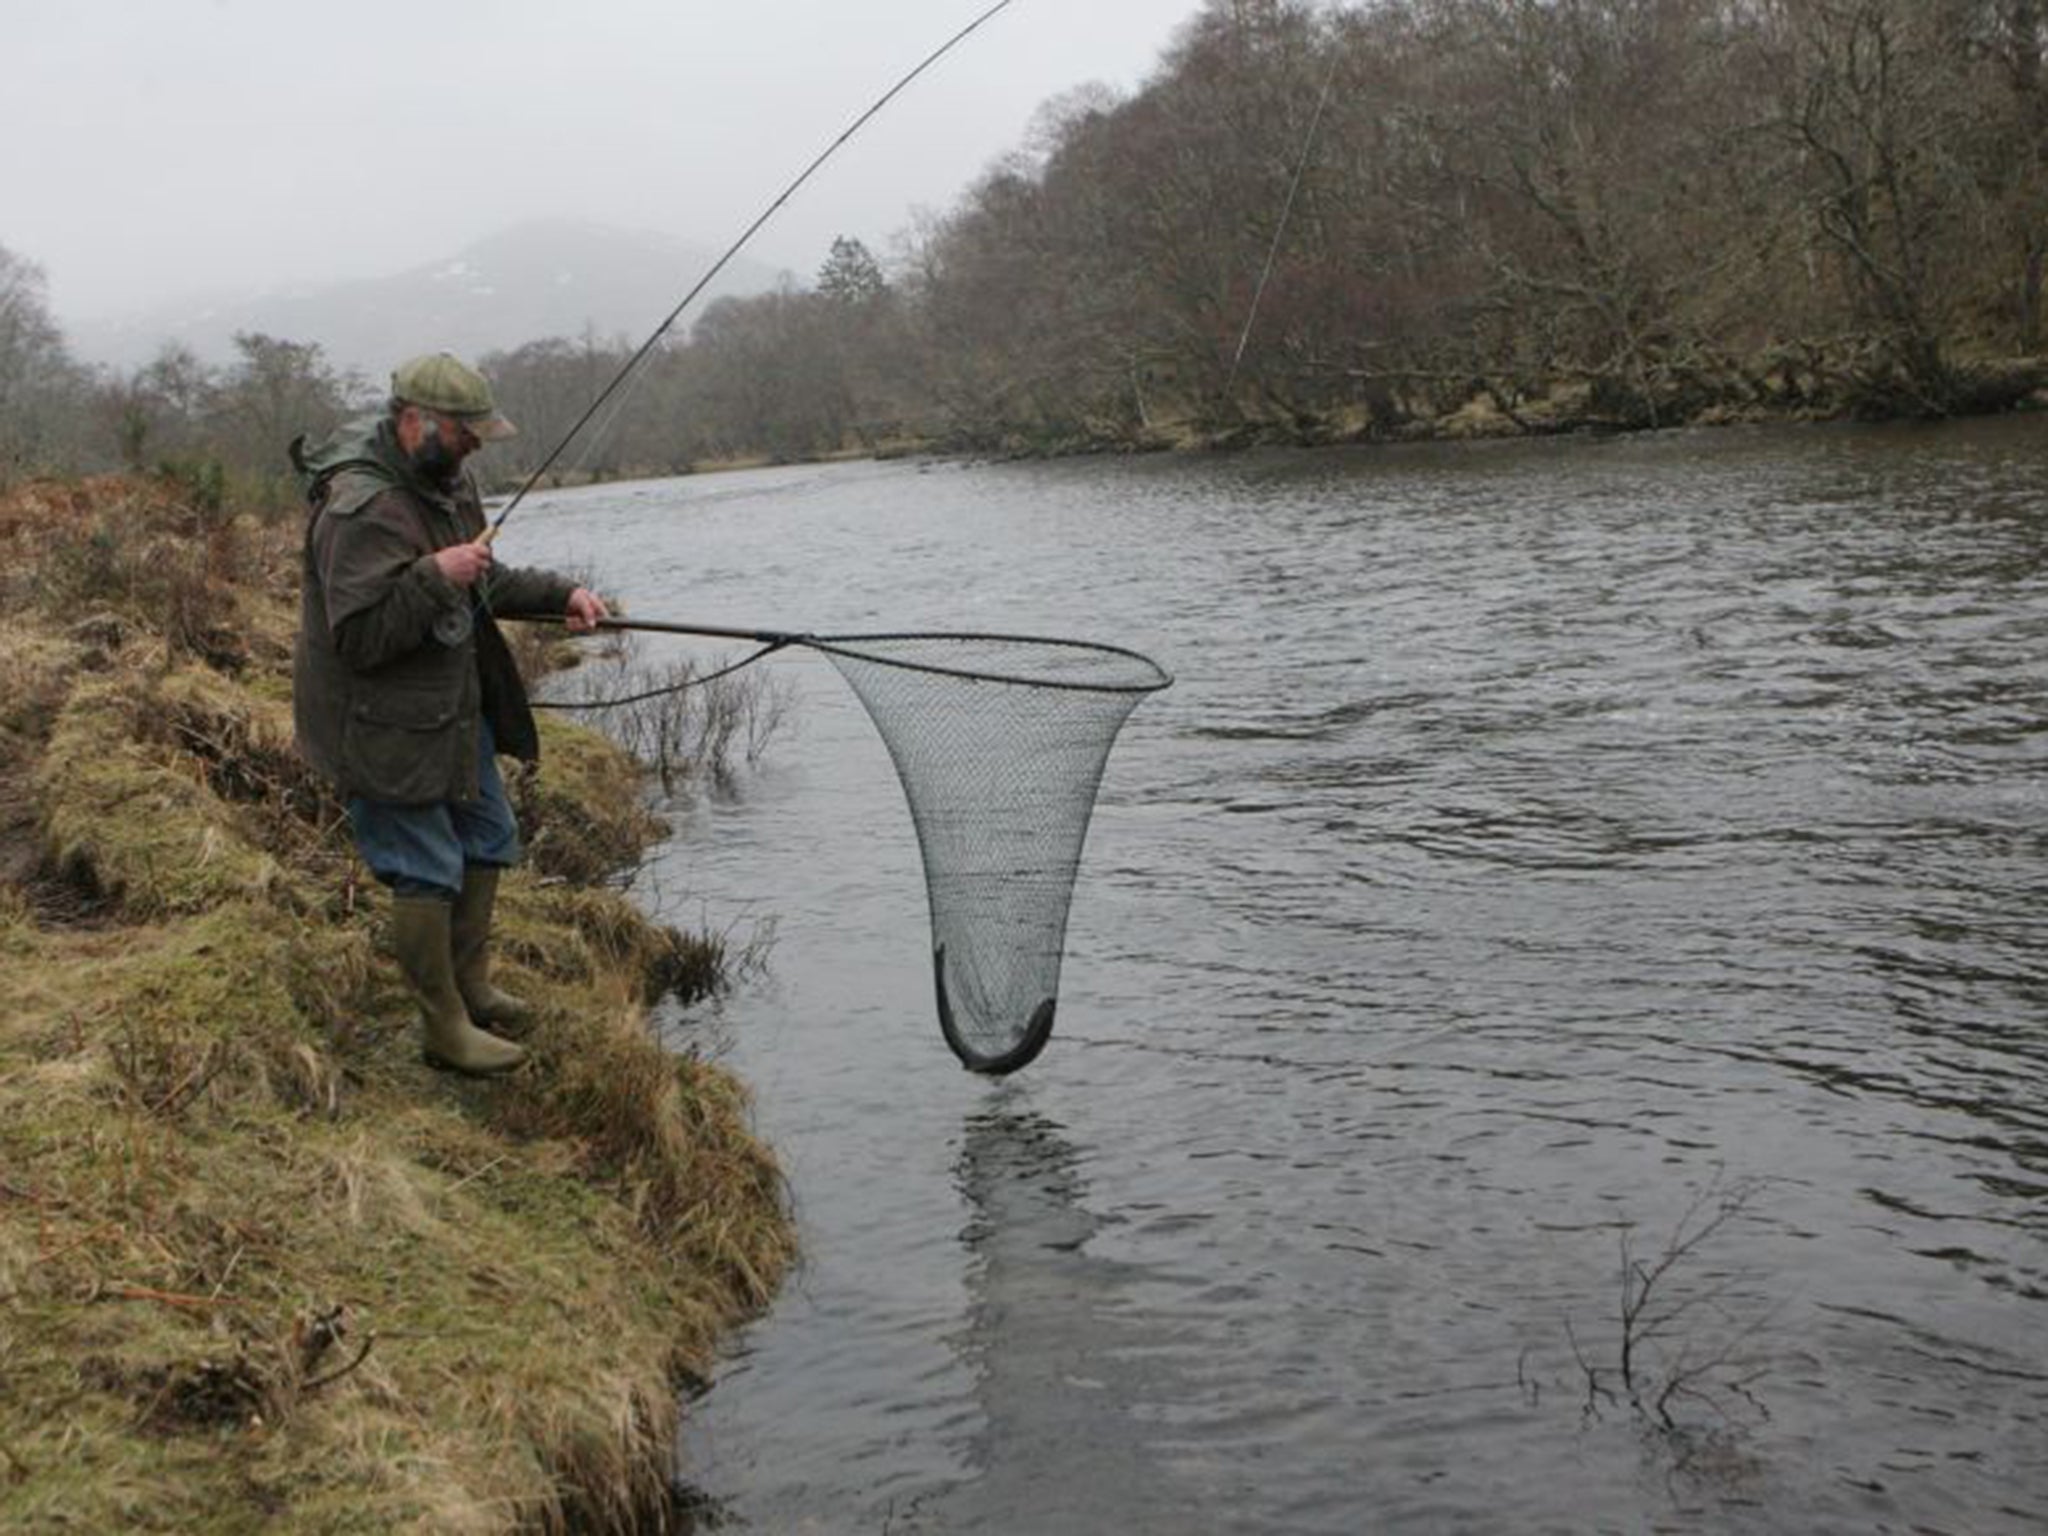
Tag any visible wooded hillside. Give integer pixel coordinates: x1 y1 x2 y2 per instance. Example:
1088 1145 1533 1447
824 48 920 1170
9 0 2048 485
486 0 2048 464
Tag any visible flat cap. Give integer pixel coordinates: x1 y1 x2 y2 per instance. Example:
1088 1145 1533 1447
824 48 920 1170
391 352 516 441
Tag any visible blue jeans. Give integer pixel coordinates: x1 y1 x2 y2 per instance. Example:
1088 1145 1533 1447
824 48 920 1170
347 723 522 901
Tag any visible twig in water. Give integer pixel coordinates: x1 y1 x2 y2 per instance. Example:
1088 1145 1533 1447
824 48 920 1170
1565 1172 1776 1436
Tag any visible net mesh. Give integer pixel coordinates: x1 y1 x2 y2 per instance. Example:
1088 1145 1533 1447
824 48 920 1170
815 633 1170 1074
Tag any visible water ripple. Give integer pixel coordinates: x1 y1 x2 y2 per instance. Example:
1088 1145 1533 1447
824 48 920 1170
513 419 2048 1535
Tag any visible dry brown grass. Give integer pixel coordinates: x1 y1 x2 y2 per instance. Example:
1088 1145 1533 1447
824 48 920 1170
0 474 793 1533
535 639 795 794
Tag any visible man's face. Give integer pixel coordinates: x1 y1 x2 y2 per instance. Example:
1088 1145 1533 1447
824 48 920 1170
401 406 482 482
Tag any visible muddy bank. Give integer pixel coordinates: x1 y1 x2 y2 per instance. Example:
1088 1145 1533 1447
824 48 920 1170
0 474 792 1533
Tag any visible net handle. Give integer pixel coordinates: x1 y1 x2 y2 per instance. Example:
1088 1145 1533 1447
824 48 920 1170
511 616 1175 694
581 614 810 647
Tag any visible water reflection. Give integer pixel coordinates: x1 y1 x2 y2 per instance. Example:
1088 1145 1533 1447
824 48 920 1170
914 1089 1210 1534
513 421 2048 1534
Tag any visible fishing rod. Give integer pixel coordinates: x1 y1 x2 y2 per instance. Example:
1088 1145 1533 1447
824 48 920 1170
481 0 1022 546
544 613 808 647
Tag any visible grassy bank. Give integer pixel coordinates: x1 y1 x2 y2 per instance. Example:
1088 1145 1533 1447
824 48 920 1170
0 475 793 1532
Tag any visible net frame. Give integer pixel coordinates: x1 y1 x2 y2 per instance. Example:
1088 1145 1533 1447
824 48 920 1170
808 630 1171 693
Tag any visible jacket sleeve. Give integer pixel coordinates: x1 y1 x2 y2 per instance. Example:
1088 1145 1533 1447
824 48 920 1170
453 472 579 618
314 492 469 672
484 563 580 618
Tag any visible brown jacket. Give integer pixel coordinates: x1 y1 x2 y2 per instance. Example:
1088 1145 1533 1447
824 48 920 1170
291 416 576 805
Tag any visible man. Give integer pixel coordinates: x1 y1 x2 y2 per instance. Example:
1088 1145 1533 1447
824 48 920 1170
291 352 608 1076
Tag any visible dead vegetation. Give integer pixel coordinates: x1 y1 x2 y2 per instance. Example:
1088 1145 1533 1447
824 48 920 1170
1550 1172 1778 1484
0 473 794 1533
525 624 795 795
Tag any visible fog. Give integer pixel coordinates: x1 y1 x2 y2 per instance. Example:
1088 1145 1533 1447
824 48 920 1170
2 0 1206 324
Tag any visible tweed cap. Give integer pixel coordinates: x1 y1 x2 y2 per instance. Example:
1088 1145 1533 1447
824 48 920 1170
391 353 517 441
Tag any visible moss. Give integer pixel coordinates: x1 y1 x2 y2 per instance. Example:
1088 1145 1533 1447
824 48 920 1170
0 475 792 1534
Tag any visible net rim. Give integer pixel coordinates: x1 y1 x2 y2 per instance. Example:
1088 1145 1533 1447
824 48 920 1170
810 629 1174 695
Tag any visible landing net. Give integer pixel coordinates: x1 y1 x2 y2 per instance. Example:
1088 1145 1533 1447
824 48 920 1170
812 632 1171 1075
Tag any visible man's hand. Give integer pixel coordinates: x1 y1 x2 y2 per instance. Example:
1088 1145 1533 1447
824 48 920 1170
564 587 610 634
433 540 493 587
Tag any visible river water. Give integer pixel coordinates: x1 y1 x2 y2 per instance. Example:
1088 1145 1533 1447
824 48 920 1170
512 418 2048 1535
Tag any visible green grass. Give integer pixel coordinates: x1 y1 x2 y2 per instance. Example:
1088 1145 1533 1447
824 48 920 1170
0 473 793 1533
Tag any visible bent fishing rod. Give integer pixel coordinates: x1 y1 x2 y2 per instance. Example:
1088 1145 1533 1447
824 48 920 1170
480 0 1021 547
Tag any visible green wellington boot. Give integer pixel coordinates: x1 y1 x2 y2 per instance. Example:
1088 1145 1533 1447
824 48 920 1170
391 893 527 1076
451 866 536 1035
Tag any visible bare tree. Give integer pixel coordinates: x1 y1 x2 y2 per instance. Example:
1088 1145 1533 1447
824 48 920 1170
0 244 91 483
1747 0 1983 408
210 332 363 484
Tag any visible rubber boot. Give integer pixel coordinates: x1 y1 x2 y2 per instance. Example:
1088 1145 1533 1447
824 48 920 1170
451 866 535 1036
391 893 526 1076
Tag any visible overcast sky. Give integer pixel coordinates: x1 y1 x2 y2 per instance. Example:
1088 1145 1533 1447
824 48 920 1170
3 0 1211 324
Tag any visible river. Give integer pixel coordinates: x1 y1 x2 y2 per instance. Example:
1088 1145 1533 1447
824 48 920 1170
511 417 2048 1535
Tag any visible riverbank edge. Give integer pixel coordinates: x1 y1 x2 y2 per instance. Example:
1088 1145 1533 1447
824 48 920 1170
477 355 2048 492
922 353 2048 462
0 474 794 1534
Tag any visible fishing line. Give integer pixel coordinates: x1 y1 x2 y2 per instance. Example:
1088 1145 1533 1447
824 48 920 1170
547 363 651 490
535 638 794 709
1226 44 1341 394
483 0 1023 544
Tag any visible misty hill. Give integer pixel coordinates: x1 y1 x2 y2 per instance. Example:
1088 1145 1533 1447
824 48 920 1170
68 219 781 377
